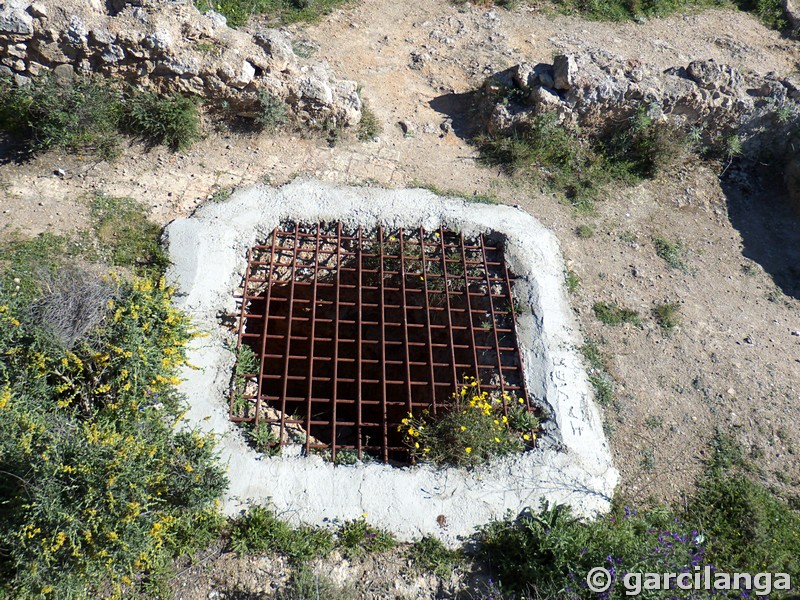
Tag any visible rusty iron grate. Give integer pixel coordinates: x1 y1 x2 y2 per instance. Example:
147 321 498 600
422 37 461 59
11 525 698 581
230 222 531 465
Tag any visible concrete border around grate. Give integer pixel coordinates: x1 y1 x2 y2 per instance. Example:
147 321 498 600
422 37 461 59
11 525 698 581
164 178 618 545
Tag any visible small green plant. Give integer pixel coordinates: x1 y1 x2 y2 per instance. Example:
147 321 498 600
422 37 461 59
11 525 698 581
229 506 334 562
399 379 540 468
357 101 382 141
255 89 289 131
122 90 199 150
575 224 594 239
336 518 396 559
593 301 640 326
409 536 462 578
644 415 663 430
247 422 280 454
477 112 614 210
653 301 680 332
581 340 615 407
653 236 687 270
565 269 580 293
209 187 234 203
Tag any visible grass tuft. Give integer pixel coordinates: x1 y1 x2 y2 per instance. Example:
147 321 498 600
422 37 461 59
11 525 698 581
653 301 680 332
653 236 687 270
593 301 641 326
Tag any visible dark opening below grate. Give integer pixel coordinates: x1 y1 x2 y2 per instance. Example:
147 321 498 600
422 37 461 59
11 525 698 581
231 222 531 465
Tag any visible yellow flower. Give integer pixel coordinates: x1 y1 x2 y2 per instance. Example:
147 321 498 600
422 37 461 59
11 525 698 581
495 437 501 443
465 447 472 454
460 425 466 431
0 387 10 410
523 434 531 441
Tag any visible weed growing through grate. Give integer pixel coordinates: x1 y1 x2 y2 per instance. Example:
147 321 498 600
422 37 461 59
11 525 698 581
336 518 397 559
399 379 540 468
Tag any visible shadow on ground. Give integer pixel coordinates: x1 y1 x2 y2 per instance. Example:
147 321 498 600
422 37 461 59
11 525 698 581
722 170 800 300
428 90 483 140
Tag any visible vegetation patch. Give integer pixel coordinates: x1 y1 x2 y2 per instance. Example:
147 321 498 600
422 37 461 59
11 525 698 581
0 75 200 159
229 505 334 561
408 536 463 578
581 339 615 407
193 0 352 28
461 0 790 32
476 110 688 211
593 301 641 326
653 301 680 332
336 517 397 559
357 100 382 141
255 89 290 131
0 196 228 597
398 380 541 468
472 432 800 598
90 194 169 273
653 236 688 270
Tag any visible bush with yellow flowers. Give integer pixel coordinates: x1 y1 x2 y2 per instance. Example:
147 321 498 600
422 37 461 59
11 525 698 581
398 379 541 468
0 272 227 598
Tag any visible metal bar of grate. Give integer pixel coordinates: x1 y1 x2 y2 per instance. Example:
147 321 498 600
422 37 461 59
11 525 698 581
232 222 532 464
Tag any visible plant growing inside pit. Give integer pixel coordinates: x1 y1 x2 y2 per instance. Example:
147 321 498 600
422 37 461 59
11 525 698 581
399 379 541 468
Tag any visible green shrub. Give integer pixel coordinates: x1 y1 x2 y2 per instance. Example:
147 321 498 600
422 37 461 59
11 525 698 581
0 76 200 157
565 269 581 293
408 536 462 578
0 274 227 597
0 76 123 159
122 90 199 150
229 506 334 562
690 434 800 575
653 301 680 332
575 224 594 239
255 90 289 131
357 101 381 141
193 0 351 27
593 301 641 325
398 380 540 468
336 518 396 559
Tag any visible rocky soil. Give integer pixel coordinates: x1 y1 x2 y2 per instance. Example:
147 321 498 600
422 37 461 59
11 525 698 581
1 0 800 596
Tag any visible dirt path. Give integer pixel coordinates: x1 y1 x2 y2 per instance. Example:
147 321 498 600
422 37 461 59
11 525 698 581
1 0 799 508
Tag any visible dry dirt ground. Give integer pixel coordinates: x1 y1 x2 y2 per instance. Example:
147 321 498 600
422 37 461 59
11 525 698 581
2 0 800 597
